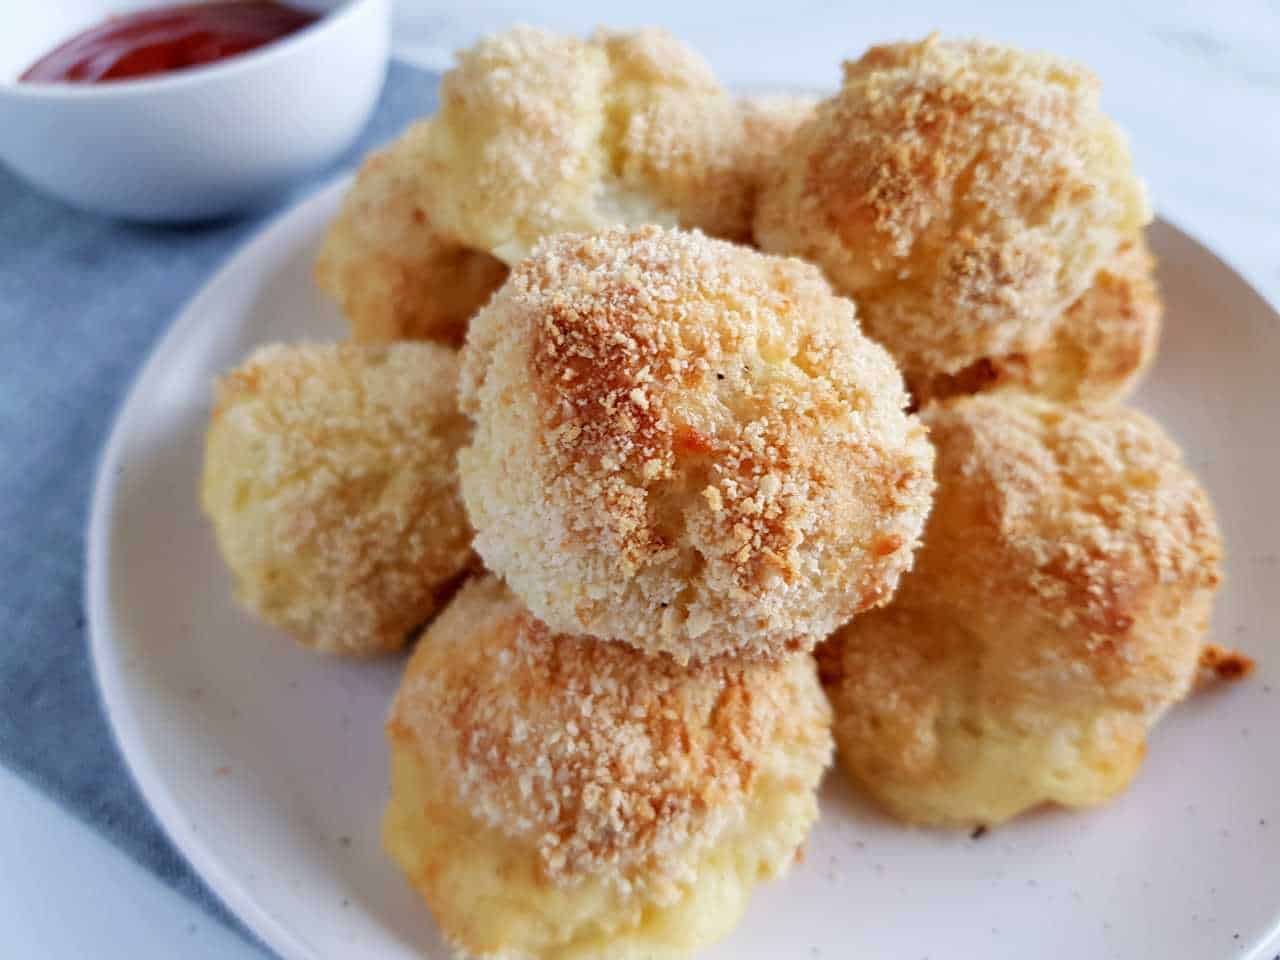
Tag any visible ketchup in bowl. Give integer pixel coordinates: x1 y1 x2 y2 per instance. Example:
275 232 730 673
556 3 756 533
19 2 320 84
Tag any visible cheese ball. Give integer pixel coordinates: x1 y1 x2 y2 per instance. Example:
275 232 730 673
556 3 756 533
201 342 473 655
459 225 935 663
385 576 832 960
908 233 1162 407
315 120 509 346
823 394 1223 826
755 35 1151 388
420 26 779 264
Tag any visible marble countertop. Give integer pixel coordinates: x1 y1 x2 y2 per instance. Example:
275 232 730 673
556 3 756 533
2 3 1275 957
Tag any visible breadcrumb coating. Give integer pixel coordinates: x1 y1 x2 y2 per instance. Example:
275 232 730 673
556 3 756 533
316 29 798 346
459 225 935 662
201 342 474 655
1196 642 1255 687
824 394 1224 825
755 35 1151 382
315 120 509 346
909 232 1162 407
421 26 783 264
385 576 831 957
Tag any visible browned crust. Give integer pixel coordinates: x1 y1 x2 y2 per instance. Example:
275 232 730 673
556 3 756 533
389 576 832 886
421 27 797 262
825 393 1225 824
315 121 509 346
459 225 935 662
755 35 1150 381
1196 643 1256 687
908 232 1162 407
201 342 475 654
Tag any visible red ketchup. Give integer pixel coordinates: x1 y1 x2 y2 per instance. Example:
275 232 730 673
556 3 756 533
19 2 320 84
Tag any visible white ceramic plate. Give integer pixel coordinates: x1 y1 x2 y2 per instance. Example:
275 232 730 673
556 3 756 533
88 176 1280 960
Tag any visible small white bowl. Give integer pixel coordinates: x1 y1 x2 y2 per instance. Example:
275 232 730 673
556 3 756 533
0 0 389 221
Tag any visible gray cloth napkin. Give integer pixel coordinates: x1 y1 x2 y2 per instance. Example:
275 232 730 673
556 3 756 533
0 61 439 953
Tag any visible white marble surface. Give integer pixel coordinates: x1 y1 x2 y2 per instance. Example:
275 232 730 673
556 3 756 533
4 3 1276 957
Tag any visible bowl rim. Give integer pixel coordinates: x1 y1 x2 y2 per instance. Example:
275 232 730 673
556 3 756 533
0 0 388 99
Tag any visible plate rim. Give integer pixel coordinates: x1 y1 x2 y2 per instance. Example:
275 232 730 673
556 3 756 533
85 172 355 960
84 179 1280 960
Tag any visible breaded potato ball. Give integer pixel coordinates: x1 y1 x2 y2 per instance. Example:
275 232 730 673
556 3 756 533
385 576 832 959
420 26 780 263
755 35 1151 389
201 342 473 655
459 225 935 663
315 28 796 346
908 233 1162 407
315 120 509 346
823 394 1223 826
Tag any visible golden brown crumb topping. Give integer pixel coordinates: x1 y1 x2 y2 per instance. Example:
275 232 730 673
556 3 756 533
424 26 788 262
459 225 934 661
203 342 474 654
389 577 831 889
823 392 1226 825
1197 643 1256 686
915 394 1221 644
315 120 509 346
906 231 1162 407
755 35 1150 378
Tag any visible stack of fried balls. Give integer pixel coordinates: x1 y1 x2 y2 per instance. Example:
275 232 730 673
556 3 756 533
200 27 1250 959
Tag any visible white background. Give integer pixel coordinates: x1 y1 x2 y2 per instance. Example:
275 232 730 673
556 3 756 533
2 2 1276 957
